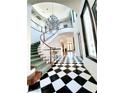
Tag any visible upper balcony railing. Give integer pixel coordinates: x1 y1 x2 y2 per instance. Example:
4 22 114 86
31 19 73 42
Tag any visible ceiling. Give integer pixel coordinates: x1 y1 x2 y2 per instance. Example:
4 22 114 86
32 2 71 20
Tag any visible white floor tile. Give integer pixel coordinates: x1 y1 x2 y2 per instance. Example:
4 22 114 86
68 67 76 71
69 64 74 66
79 72 91 80
60 67 66 70
57 71 66 78
77 67 86 71
68 72 78 79
52 67 59 70
77 64 82 66
48 70 56 76
40 77 51 88
83 81 97 93
66 80 81 93
52 79 65 91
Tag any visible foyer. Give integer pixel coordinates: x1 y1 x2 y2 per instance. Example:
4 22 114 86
27 0 97 93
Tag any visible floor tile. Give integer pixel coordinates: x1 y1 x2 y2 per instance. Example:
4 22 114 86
58 65 63 67
28 82 40 92
83 81 97 93
74 76 87 86
52 67 59 70
54 68 61 73
84 70 91 75
65 65 71 68
57 71 66 78
48 70 56 76
77 67 86 72
79 72 91 80
40 73 48 80
28 89 41 93
56 86 72 93
73 69 82 75
61 75 72 84
67 72 78 79
69 64 75 66
60 67 67 70
41 84 55 93
68 67 76 71
48 68 53 72
77 87 92 93
66 80 81 93
88 77 97 84
50 74 59 82
52 79 65 91
77 64 82 67
40 77 51 88
63 69 71 74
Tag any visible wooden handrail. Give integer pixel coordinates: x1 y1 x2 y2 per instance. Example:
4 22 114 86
40 33 55 64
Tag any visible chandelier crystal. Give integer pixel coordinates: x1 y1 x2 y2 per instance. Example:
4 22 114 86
46 15 60 31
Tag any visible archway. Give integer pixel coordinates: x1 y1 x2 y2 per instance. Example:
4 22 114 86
28 0 84 15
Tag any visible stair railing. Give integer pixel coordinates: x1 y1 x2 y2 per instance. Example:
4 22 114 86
40 31 57 64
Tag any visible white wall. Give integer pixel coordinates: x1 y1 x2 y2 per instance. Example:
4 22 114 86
31 29 41 43
75 0 97 81
27 3 32 75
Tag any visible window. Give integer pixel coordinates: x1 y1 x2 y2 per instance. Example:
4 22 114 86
31 20 42 32
81 0 97 62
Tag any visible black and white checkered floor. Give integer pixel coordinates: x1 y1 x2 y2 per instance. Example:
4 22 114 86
28 53 97 93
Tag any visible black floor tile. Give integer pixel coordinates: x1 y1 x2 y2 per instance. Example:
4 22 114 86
28 82 40 92
63 69 71 74
89 77 97 84
40 73 48 80
48 68 53 72
84 70 91 75
55 69 61 73
58 65 63 67
56 86 72 93
61 75 72 84
50 74 59 82
65 65 71 68
74 76 87 86
77 87 92 93
41 84 55 93
73 70 82 75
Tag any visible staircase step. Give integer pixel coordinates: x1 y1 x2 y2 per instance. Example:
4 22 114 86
37 64 51 74
31 49 37 51
31 55 40 59
31 61 46 68
31 52 38 55
31 62 42 67
31 58 43 63
31 57 43 62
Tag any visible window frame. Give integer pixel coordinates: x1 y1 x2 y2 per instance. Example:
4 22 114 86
31 20 42 32
80 0 97 62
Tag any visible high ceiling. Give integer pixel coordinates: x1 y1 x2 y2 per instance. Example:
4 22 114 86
32 2 71 20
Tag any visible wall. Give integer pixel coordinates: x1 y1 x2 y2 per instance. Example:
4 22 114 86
27 3 32 75
31 29 41 43
75 0 97 80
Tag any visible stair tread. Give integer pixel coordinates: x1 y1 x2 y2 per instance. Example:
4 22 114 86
31 57 43 62
31 61 46 67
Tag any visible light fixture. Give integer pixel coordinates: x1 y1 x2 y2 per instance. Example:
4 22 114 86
45 2 60 32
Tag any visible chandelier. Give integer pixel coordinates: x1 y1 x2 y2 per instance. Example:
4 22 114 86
46 14 60 31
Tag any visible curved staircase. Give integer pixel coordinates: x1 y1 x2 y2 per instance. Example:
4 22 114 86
31 42 51 75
